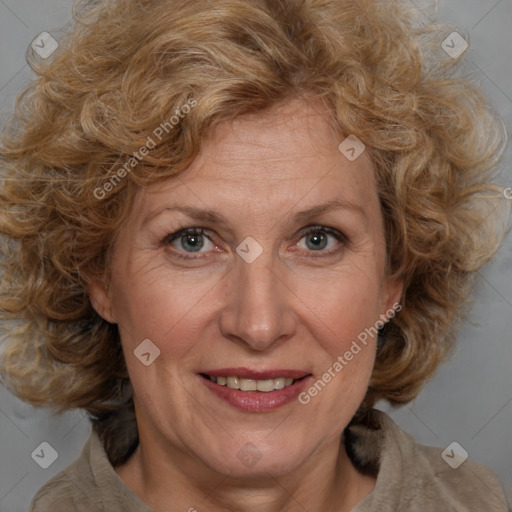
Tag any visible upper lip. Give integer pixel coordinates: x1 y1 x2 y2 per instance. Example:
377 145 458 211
200 367 311 380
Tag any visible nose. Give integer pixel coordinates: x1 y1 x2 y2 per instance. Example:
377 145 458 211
218 249 297 352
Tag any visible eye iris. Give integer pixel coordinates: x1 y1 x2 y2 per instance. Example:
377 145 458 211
306 231 327 251
181 232 204 252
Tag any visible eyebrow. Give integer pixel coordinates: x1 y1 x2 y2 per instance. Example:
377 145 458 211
143 199 366 228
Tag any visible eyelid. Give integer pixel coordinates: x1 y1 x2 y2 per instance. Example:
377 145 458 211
298 224 349 243
162 227 209 244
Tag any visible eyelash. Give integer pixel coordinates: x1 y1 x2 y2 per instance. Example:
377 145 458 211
160 225 348 261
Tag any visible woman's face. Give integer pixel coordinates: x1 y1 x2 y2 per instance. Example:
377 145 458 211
90 98 402 478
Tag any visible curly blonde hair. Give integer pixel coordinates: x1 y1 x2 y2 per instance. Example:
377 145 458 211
0 0 509 452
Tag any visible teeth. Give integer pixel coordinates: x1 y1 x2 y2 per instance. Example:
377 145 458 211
240 379 257 391
274 377 286 390
227 376 240 389
256 379 275 392
209 375 298 392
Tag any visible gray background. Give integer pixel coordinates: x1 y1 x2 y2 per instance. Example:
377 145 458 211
0 0 511 510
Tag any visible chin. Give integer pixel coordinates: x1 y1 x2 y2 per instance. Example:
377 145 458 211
201 443 309 479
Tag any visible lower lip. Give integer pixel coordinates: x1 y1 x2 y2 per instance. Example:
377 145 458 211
199 375 313 412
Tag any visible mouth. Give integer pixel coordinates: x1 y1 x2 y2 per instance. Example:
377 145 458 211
199 373 308 392
198 368 313 412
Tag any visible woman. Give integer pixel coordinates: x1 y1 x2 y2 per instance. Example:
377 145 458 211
0 0 509 510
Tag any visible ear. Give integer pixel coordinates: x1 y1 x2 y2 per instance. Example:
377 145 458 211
88 277 116 324
380 275 404 318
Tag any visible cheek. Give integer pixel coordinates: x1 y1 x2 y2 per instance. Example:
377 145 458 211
111 268 193 348
296 266 383 351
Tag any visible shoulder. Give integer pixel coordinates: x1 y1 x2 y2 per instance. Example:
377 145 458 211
412 441 509 510
347 409 510 511
29 430 102 512
29 426 154 512
29 471 95 512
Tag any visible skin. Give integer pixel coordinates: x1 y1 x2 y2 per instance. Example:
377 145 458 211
89 98 403 512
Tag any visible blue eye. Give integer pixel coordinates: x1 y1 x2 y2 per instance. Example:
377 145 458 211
163 228 215 255
297 226 346 256
162 225 347 261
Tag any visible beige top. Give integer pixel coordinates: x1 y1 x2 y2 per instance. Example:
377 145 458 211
29 409 510 511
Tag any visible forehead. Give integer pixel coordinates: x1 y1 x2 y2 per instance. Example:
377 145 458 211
134 98 378 219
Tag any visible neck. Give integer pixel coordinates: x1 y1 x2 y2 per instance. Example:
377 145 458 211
115 430 376 512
